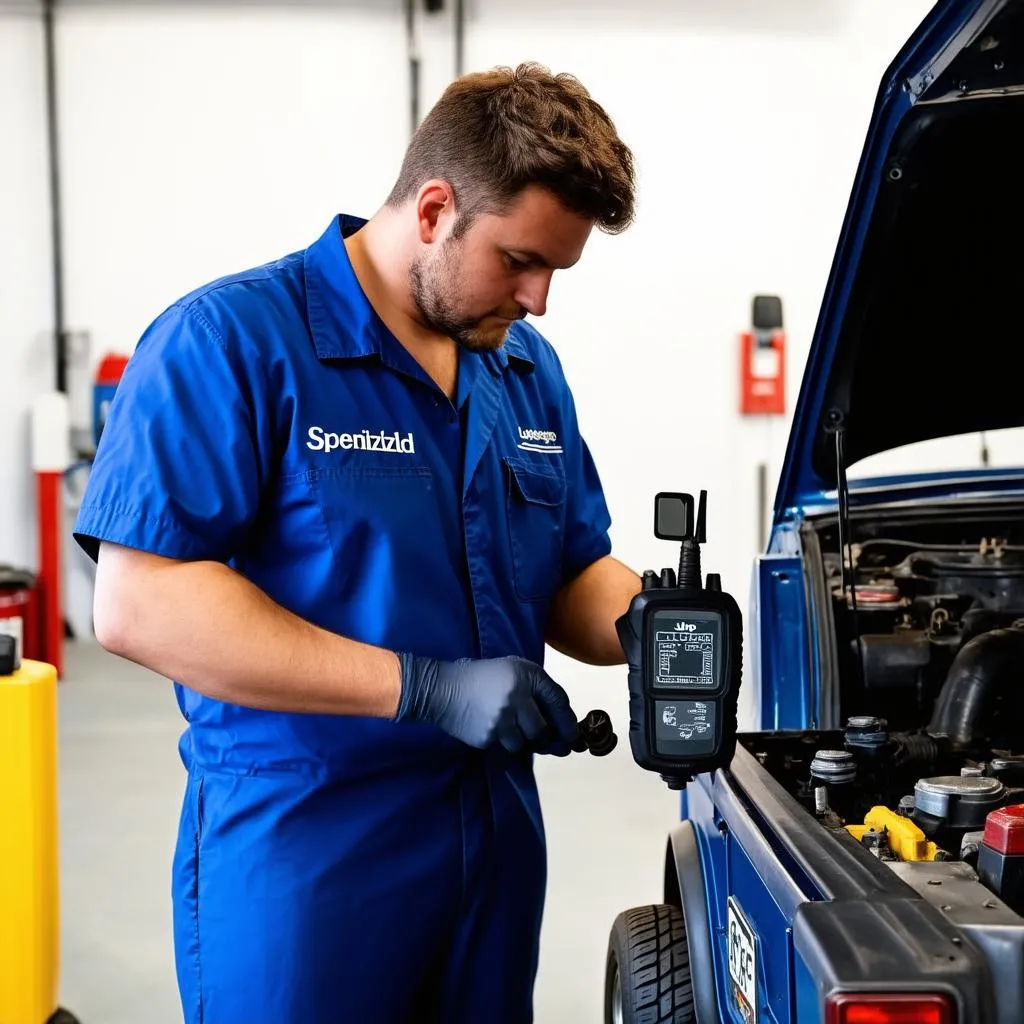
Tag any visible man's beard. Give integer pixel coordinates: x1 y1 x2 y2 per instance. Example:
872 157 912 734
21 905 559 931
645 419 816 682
410 246 522 353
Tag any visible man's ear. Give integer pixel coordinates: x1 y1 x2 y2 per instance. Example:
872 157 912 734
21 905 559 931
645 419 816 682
415 179 456 244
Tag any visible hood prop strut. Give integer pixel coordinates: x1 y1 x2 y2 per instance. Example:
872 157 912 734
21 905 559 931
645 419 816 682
829 410 865 692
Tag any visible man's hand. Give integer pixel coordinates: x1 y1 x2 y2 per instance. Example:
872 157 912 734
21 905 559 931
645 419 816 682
396 654 579 755
547 555 642 665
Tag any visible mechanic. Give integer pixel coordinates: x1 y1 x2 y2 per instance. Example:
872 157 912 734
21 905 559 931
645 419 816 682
74 62 641 1024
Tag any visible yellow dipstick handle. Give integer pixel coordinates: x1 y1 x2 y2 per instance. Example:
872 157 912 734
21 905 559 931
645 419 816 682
846 805 939 862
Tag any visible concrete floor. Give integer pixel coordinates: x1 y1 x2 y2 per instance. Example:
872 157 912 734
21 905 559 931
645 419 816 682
56 641 680 1023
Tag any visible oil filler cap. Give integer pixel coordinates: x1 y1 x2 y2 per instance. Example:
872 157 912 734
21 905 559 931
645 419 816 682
914 775 1005 830
983 804 1024 855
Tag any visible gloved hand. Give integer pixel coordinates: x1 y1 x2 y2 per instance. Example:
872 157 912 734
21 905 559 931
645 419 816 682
396 653 579 756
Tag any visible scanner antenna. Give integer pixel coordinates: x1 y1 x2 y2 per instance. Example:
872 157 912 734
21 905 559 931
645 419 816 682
678 490 706 591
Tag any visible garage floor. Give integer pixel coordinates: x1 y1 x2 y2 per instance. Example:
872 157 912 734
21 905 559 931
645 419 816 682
56 641 679 1023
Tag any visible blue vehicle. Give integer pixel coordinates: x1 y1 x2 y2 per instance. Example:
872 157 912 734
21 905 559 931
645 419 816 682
605 2 1024 1021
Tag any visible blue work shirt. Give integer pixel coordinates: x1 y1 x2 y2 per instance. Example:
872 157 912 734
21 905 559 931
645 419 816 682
74 215 612 779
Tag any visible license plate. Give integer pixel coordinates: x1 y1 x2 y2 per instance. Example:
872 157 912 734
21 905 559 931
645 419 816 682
727 896 758 1024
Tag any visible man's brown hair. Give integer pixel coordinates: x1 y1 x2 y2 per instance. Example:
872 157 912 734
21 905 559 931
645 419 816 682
386 62 636 236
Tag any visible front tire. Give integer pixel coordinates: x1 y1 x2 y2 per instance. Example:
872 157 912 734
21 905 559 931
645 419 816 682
48 1010 82 1024
604 904 696 1024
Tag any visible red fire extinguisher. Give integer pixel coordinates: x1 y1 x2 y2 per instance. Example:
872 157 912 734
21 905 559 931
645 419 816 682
739 295 785 416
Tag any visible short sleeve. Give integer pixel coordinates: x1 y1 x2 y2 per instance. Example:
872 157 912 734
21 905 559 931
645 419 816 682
73 302 271 564
559 383 613 583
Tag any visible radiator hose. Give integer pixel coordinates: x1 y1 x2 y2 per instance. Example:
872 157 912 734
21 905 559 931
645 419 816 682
928 621 1024 749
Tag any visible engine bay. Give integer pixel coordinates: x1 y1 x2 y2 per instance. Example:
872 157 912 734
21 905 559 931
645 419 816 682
742 724 1024 868
743 502 1024 913
820 505 1024 739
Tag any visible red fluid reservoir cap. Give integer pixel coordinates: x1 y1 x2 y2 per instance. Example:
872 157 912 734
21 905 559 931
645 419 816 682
983 803 1024 855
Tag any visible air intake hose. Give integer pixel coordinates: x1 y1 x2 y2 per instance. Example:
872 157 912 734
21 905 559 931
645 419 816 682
928 622 1024 749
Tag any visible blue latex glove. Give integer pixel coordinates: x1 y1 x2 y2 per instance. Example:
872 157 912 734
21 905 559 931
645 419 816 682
396 653 579 756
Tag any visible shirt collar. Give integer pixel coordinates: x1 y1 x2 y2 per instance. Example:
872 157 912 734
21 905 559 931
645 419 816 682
304 214 384 361
304 214 537 376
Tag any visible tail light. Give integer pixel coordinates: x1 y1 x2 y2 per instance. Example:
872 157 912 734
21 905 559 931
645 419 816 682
825 992 955 1024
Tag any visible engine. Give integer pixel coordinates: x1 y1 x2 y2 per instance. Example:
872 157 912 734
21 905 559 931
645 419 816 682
743 520 1024 914
826 533 1024 740
743 720 1024 912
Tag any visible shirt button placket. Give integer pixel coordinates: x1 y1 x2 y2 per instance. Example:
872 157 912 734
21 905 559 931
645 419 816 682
462 492 490 658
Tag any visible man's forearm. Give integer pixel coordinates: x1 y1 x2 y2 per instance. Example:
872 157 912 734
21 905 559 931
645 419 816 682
94 543 401 716
546 554 641 665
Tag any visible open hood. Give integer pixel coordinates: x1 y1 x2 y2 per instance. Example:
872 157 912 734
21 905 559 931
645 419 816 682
775 0 1024 521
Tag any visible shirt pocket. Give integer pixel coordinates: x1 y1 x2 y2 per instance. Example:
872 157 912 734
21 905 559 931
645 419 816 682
504 458 566 602
305 465 436 609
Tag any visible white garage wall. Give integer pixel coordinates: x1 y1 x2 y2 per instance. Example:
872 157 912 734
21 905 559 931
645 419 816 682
0 9 53 576
55 1 410 359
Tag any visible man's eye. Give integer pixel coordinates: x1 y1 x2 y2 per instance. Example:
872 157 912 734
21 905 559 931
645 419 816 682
505 254 529 271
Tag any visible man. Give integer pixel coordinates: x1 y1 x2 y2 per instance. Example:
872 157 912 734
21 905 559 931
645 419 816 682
75 62 641 1023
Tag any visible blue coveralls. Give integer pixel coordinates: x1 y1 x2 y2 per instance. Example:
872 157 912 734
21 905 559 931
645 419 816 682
73 215 613 1023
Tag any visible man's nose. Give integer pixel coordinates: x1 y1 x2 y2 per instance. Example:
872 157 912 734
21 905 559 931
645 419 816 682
514 269 553 318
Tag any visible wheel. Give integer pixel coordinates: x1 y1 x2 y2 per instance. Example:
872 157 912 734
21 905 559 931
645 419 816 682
604 904 696 1024
48 1009 82 1024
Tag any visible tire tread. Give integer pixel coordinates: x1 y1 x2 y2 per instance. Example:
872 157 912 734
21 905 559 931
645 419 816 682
608 904 695 1024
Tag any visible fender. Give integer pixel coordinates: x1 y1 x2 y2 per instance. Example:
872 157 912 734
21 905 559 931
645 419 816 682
664 820 718 1024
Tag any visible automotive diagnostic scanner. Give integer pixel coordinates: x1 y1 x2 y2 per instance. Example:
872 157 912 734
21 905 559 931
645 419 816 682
616 492 744 789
